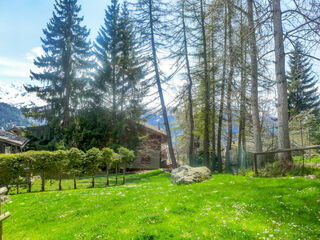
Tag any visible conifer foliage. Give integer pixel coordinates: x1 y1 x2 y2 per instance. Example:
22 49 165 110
26 0 93 129
288 41 320 117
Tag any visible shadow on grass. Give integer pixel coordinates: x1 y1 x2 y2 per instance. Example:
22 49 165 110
8 170 168 195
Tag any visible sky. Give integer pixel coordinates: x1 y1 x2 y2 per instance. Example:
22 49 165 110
0 0 110 85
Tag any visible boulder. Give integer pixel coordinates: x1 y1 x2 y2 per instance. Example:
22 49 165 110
171 165 211 184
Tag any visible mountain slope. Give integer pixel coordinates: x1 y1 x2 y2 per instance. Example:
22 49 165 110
0 82 45 109
0 102 32 129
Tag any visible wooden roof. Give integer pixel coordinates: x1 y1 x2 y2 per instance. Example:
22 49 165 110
139 122 167 137
0 130 29 147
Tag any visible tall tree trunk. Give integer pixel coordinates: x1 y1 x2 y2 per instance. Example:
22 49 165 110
148 0 177 168
238 4 247 166
63 35 72 128
211 20 216 171
226 1 234 153
272 0 292 169
182 0 194 166
247 0 263 168
217 3 228 173
225 1 234 173
92 176 95 188
200 0 210 168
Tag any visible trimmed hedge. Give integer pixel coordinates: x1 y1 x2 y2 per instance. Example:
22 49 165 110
0 147 135 193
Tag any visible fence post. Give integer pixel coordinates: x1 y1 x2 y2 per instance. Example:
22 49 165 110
0 187 11 240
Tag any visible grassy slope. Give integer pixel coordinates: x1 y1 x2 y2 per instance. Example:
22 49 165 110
3 171 320 240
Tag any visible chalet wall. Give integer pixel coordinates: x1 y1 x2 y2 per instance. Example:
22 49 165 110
129 126 168 170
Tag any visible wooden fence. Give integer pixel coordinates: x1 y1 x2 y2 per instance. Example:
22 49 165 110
0 187 10 240
253 145 320 174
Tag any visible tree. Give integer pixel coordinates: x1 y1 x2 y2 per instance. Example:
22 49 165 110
217 2 228 172
200 0 210 168
53 150 69 190
32 151 54 192
26 0 93 133
112 153 122 185
134 0 177 168
247 0 262 167
288 41 320 117
272 0 292 168
95 0 121 112
67 148 84 189
101 147 115 186
84 148 102 188
118 147 135 184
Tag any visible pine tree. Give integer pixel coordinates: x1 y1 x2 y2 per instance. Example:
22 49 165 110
118 1 146 119
26 0 93 129
94 0 121 112
288 41 320 117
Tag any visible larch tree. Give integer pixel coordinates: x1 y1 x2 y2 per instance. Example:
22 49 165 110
134 0 177 168
200 0 210 168
217 2 228 173
272 0 292 168
247 0 263 167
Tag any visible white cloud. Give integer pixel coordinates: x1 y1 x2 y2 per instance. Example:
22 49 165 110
0 46 42 78
26 47 44 61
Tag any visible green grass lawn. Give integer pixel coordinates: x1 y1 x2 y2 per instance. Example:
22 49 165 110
2 170 320 240
293 156 320 165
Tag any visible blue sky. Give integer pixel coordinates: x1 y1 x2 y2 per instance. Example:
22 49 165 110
0 0 110 84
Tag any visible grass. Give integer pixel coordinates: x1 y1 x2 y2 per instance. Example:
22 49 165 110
2 170 320 240
293 155 320 164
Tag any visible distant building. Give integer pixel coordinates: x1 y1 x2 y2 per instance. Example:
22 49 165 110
0 130 29 153
130 122 171 170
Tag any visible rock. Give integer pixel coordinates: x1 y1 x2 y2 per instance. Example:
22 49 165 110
305 175 317 180
171 165 211 184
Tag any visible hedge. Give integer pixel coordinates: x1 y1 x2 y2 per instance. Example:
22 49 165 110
0 147 135 193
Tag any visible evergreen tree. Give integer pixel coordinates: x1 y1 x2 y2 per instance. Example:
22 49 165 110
94 0 121 112
25 0 93 130
288 41 320 117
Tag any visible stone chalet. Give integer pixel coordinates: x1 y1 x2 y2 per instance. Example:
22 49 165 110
130 122 172 170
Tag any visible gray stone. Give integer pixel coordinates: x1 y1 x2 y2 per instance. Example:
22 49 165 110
171 165 212 184
305 175 317 180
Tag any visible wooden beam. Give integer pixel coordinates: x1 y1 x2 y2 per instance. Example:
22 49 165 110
0 212 10 222
254 145 320 156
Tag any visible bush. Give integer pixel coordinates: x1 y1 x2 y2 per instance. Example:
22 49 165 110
67 148 85 189
84 148 102 188
0 145 135 193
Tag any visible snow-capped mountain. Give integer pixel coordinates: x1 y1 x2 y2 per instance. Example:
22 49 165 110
0 81 46 109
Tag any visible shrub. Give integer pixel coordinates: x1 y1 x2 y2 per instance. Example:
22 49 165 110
118 147 135 184
101 147 115 186
67 148 85 189
52 150 69 190
84 148 102 188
